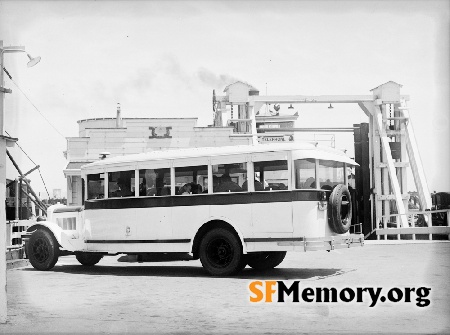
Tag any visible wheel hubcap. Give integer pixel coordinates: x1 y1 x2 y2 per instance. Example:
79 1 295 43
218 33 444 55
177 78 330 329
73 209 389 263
32 238 50 263
207 238 233 268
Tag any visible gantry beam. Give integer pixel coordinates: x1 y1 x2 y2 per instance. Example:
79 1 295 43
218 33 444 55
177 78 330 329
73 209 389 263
216 94 410 104
249 95 409 104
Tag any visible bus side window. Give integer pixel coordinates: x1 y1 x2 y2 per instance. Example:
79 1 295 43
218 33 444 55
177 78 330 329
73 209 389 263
138 168 171 196
174 165 208 195
87 173 104 200
294 159 316 189
139 169 157 196
252 160 288 191
212 163 247 193
318 160 344 189
108 170 135 198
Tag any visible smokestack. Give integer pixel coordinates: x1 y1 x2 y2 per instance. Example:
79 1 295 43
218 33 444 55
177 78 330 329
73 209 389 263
116 103 122 128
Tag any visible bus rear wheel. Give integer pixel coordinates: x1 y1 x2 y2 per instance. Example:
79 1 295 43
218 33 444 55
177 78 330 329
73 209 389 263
27 228 59 271
76 253 103 266
246 251 287 270
199 228 245 276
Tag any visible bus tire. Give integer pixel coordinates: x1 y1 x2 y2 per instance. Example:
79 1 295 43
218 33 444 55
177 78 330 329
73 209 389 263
76 253 103 266
246 251 286 270
328 184 352 234
27 228 59 271
199 228 244 276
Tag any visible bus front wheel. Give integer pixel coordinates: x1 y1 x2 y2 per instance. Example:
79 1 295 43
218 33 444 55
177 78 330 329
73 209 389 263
246 251 287 270
76 253 103 266
27 228 59 271
199 228 245 276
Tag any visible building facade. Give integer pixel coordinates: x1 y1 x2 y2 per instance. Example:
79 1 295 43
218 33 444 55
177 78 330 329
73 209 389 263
64 82 298 206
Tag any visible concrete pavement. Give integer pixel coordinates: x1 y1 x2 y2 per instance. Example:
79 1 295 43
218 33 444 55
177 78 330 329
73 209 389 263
1 242 449 334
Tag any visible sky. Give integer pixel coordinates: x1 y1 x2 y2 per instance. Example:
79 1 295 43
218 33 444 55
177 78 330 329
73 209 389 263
0 0 449 198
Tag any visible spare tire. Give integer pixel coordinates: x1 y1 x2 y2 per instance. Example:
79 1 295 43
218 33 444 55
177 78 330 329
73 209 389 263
328 184 352 234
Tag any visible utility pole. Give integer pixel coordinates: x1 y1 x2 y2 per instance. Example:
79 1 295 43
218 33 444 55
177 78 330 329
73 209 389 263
0 40 39 323
0 39 10 324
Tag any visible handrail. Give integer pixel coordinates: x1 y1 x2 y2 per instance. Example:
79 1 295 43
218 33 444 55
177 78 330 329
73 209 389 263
376 209 449 241
381 209 449 218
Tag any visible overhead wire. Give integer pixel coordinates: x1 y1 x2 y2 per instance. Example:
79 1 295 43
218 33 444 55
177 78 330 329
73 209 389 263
3 66 65 199
2 67 67 139
5 130 51 199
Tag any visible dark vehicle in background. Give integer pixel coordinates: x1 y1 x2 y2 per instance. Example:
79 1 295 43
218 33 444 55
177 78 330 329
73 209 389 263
408 192 426 227
431 192 450 226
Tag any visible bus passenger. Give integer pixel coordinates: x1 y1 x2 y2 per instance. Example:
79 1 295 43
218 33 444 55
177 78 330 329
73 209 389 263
115 178 133 197
212 176 220 189
242 179 264 191
139 178 147 196
190 183 203 194
216 174 242 193
145 177 157 196
179 183 192 195
304 177 315 189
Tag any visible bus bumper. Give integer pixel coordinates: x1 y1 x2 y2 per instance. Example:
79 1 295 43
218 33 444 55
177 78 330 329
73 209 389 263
273 233 364 251
302 234 364 251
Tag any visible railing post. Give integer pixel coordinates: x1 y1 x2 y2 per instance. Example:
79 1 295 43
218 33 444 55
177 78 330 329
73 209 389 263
410 214 416 240
14 179 19 220
447 210 450 241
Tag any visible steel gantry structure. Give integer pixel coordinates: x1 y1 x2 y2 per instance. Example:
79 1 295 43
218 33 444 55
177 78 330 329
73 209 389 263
213 81 443 239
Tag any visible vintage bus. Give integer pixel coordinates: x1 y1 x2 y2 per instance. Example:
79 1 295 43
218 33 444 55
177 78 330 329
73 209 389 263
24 143 363 276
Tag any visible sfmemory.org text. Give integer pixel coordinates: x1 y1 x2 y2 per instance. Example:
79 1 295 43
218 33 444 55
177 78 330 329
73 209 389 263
249 281 431 307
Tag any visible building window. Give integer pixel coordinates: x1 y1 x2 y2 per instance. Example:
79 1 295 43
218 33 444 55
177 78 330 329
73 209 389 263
71 176 79 204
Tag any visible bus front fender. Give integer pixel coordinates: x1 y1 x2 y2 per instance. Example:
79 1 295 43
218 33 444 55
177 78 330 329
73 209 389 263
27 221 79 252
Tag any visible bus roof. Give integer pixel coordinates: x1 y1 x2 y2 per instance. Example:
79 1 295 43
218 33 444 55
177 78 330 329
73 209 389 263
82 142 357 171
